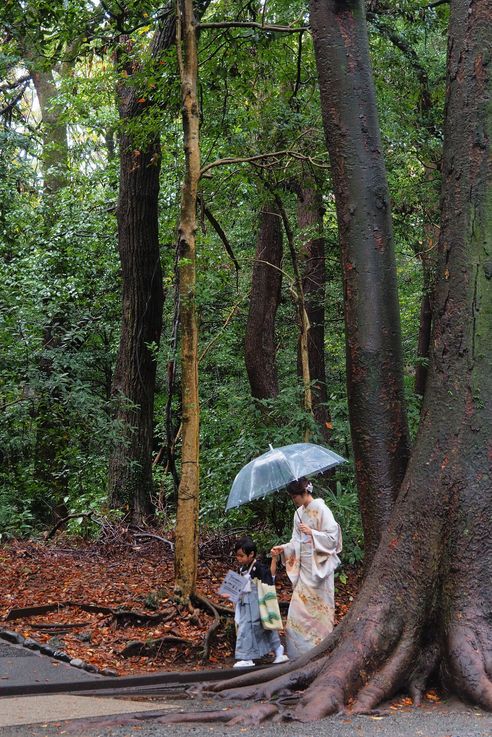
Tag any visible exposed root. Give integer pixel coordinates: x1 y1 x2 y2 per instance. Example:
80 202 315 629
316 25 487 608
147 703 279 725
61 705 279 731
446 624 492 711
192 592 221 660
351 637 417 713
208 623 343 694
291 605 403 721
216 658 327 702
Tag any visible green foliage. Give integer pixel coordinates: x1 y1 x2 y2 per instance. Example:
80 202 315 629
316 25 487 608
0 0 448 568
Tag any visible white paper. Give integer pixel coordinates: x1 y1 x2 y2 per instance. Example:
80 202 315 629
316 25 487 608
218 570 248 604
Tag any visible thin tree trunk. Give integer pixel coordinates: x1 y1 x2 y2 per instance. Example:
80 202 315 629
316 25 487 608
244 202 283 400
414 291 432 396
296 178 331 440
310 0 411 562
174 0 200 603
273 193 313 437
415 207 440 398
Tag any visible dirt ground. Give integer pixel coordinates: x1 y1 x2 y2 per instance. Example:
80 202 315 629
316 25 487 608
0 534 361 676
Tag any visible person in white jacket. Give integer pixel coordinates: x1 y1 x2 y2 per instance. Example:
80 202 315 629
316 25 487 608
271 477 342 659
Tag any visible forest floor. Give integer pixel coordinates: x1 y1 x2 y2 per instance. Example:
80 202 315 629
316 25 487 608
0 531 361 677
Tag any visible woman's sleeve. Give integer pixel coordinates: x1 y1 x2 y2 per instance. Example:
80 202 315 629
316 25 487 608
311 503 340 555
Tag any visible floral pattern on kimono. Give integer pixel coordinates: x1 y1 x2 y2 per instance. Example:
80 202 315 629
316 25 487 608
281 498 341 659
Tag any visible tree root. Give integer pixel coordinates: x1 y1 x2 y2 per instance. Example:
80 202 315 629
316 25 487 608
192 592 221 660
119 635 193 657
149 703 279 725
62 704 279 731
289 604 404 721
445 622 492 711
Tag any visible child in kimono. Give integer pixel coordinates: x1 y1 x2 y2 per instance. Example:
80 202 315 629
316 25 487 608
227 536 288 668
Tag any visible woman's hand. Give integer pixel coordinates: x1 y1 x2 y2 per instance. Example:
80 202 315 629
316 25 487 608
299 523 313 538
270 545 284 556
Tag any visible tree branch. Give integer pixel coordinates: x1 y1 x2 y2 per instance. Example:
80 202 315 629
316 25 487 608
203 205 240 275
199 149 328 179
198 21 309 33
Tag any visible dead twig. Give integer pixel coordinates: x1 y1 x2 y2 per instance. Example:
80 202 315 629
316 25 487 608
45 513 94 540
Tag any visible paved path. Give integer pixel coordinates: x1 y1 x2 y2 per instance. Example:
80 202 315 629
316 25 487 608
0 639 175 727
2 638 492 736
0 640 99 690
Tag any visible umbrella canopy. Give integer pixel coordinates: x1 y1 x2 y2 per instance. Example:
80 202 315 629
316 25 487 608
226 442 346 510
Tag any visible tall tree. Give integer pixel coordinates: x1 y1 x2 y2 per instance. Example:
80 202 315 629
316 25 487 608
209 0 492 719
107 23 167 521
296 175 331 440
310 0 411 561
30 63 71 519
244 201 283 401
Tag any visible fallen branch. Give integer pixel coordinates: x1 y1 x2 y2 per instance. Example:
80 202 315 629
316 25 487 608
120 635 193 657
131 530 175 551
45 512 94 540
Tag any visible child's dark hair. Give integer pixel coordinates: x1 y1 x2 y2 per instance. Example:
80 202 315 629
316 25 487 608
234 536 257 556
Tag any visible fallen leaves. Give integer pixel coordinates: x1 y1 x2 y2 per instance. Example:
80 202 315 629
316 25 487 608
1 537 360 677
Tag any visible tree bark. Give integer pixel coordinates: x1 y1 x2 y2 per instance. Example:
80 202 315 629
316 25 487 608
107 122 163 521
296 178 331 440
310 0 411 562
173 0 200 603
107 32 165 522
208 0 492 720
244 202 283 400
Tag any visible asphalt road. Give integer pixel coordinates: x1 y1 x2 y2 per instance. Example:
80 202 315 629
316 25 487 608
2 637 492 737
1 694 492 737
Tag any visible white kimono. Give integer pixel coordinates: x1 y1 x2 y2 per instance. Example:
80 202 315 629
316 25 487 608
282 498 342 659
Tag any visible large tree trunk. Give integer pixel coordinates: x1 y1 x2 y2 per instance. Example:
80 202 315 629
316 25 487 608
309 0 411 562
296 178 331 440
208 0 492 720
244 202 283 400
107 31 165 522
107 10 182 521
107 126 163 521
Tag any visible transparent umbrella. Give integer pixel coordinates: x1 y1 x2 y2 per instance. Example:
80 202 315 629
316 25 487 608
225 442 346 511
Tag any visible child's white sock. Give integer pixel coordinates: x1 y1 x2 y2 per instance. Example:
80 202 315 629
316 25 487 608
274 644 284 658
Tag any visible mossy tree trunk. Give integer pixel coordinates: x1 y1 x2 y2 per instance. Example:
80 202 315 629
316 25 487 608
173 0 200 604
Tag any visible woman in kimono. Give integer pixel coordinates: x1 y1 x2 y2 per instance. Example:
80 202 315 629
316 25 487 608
271 478 342 659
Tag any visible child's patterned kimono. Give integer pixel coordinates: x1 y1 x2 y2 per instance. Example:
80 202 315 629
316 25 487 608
235 560 282 660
